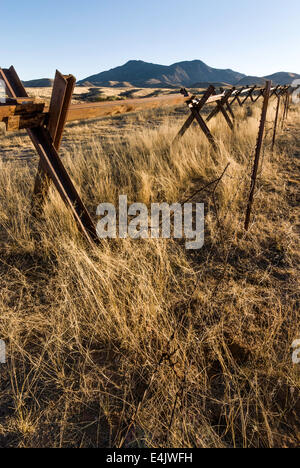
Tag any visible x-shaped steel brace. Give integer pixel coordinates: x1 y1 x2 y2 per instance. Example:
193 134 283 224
276 86 289 98
216 87 235 119
0 66 99 246
240 86 257 105
230 87 247 107
271 92 282 151
173 85 218 150
270 85 280 98
206 88 235 130
252 88 265 103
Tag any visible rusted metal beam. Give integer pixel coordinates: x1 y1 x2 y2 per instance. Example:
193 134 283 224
241 86 257 106
230 86 246 107
64 88 262 124
56 85 280 124
1 66 99 246
271 95 281 152
245 81 272 231
270 85 280 98
172 84 284 151
32 71 76 217
0 82 285 130
0 102 45 120
29 126 99 245
225 99 235 120
281 91 290 127
206 88 235 130
49 71 76 149
191 106 218 150
0 100 46 131
252 88 264 103
173 85 218 149
285 92 290 120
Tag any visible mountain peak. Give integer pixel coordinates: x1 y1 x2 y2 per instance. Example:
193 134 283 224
124 60 147 65
78 59 245 88
78 60 300 88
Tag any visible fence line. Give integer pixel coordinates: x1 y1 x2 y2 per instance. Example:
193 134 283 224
0 65 293 243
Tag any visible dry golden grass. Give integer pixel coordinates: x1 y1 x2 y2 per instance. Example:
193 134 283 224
0 98 299 448
25 86 91 104
25 85 184 105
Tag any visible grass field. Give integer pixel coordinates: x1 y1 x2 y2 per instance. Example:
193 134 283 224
0 95 299 448
25 85 186 104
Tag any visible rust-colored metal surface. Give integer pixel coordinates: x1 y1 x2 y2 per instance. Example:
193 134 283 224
32 71 76 217
64 87 263 123
241 85 257 105
0 102 45 130
206 88 236 130
173 85 217 149
271 94 281 152
245 81 272 230
0 66 98 246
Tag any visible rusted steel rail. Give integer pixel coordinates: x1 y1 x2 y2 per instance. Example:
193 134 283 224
0 102 46 130
0 66 99 246
0 83 286 131
65 86 279 123
32 71 76 217
245 81 272 230
172 84 288 147
270 85 289 152
173 86 218 149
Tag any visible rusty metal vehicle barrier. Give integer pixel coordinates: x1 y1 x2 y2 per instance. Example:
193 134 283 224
0 66 292 243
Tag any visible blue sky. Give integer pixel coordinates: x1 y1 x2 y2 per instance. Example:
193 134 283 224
1 0 299 81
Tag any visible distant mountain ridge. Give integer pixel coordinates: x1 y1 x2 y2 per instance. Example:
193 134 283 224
23 61 300 88
78 60 300 88
264 72 300 85
78 60 245 88
236 72 300 87
22 78 54 88
235 76 267 87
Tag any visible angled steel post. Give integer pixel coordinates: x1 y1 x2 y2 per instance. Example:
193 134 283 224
245 81 271 230
252 88 264 103
281 91 290 127
271 94 281 152
241 86 256 106
32 71 76 216
230 86 246 107
270 85 280 98
285 92 290 120
1 66 99 246
173 85 218 149
206 88 235 130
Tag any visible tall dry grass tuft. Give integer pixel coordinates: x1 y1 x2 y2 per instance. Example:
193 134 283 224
0 99 299 448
